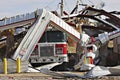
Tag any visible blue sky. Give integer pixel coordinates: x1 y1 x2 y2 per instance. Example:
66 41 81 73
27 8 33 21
0 0 120 18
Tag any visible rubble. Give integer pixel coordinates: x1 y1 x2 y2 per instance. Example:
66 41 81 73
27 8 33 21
0 6 120 79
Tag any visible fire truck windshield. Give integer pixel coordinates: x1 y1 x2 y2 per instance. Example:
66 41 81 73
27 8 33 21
39 31 67 42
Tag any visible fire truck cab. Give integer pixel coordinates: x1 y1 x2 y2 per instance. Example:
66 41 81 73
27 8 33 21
29 27 68 64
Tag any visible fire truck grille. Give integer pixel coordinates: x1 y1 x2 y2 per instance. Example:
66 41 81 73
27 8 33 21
40 46 54 57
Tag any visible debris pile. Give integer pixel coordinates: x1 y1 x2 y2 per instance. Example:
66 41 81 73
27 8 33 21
0 6 120 79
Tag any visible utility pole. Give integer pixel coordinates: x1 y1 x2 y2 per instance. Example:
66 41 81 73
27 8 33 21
75 0 79 14
60 0 64 16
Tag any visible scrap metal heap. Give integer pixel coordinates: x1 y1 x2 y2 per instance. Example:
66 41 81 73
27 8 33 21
62 6 120 67
62 6 120 77
0 6 120 78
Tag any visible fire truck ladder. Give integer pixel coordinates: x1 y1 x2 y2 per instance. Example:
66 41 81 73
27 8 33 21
6 9 80 61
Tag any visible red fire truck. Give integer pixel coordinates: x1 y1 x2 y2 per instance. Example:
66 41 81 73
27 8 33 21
29 29 68 65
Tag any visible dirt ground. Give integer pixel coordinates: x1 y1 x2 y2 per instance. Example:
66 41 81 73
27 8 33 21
0 72 120 80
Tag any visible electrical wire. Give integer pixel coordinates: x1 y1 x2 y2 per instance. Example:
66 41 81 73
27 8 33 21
55 3 60 12
64 0 71 13
79 0 83 4
87 0 94 5
82 0 94 7
44 0 57 11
